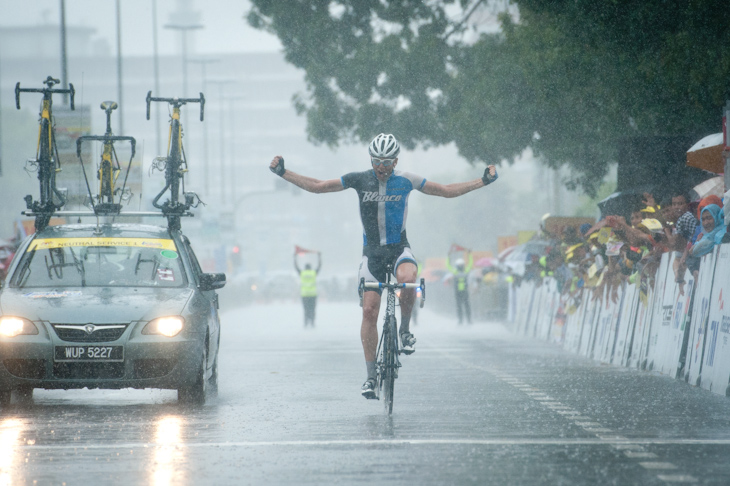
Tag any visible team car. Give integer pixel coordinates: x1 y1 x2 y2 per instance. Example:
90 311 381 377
0 223 225 405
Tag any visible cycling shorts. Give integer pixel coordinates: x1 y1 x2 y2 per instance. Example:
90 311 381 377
358 245 417 295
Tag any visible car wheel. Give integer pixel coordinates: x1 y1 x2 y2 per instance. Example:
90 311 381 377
209 355 219 396
178 347 207 405
0 389 10 407
14 385 33 405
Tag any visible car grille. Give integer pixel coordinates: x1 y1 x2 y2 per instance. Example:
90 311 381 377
3 359 46 379
53 362 125 380
52 323 130 343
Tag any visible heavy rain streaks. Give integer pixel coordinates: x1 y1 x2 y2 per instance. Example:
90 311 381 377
1 301 730 484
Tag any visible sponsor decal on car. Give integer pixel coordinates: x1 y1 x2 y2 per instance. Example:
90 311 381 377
23 290 84 299
27 238 177 252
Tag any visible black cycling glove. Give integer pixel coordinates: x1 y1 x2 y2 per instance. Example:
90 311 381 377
270 157 286 177
482 166 498 186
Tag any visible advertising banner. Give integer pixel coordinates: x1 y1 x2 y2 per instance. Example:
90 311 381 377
701 244 730 395
686 248 718 386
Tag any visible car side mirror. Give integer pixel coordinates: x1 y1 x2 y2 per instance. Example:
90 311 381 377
199 273 226 291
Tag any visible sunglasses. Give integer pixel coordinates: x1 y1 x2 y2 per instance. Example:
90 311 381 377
371 157 395 167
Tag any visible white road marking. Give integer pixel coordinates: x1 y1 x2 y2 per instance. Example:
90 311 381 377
640 462 678 470
656 475 698 483
13 438 730 451
624 451 658 459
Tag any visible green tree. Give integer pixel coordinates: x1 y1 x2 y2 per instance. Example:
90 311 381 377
247 0 730 196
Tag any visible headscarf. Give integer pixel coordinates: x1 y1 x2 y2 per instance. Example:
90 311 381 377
697 195 723 219
691 204 726 257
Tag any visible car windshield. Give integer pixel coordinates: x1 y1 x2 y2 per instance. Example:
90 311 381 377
10 237 187 288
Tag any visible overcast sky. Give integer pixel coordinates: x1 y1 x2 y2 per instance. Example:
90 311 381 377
0 0 281 56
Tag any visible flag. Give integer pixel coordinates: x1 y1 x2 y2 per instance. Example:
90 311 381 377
449 243 469 254
295 245 317 255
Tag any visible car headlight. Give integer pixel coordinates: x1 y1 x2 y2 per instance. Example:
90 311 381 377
0 316 39 337
142 316 184 337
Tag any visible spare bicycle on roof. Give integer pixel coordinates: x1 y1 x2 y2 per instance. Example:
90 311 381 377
76 101 137 216
146 91 205 230
15 76 75 231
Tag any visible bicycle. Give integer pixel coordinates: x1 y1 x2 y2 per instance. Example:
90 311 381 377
15 75 75 231
359 265 426 414
145 91 205 230
76 101 137 215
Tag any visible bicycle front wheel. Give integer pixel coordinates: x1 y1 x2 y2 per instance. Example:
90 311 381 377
382 317 397 414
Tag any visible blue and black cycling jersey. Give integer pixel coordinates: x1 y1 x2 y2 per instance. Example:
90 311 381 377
341 169 426 253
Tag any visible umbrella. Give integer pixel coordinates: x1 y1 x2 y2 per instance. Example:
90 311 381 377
686 132 724 174
475 256 497 267
597 187 651 220
690 176 725 200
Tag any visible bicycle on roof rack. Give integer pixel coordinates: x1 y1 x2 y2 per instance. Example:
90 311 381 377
146 91 205 230
75 101 137 216
358 264 426 414
15 75 75 231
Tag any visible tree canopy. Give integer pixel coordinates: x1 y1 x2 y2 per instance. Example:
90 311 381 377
248 0 730 196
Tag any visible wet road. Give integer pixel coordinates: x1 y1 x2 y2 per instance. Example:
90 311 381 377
2 301 730 485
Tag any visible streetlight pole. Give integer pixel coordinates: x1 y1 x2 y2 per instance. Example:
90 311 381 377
223 95 245 207
163 22 203 98
59 0 69 106
207 79 233 204
188 58 219 198
151 0 162 155
115 0 124 134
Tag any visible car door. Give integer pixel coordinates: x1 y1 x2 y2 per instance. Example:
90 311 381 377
180 236 221 363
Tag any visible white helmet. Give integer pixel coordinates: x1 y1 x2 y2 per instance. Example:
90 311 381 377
455 258 465 267
368 133 400 159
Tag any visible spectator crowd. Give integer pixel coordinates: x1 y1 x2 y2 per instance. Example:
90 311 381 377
507 189 729 310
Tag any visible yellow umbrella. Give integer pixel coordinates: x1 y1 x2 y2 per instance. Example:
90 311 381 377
686 133 725 174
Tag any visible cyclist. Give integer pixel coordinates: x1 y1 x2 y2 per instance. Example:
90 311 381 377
269 133 498 399
294 251 322 327
446 251 474 324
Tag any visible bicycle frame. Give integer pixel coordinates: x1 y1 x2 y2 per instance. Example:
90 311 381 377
146 91 205 230
359 269 425 413
76 101 136 216
16 76 75 231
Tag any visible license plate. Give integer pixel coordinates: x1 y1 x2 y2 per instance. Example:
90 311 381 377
54 345 124 362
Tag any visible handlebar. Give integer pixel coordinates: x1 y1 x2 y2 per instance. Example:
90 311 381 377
15 76 75 110
358 277 426 308
146 91 205 121
363 282 420 290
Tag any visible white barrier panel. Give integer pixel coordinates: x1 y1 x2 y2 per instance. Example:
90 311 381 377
686 248 718 386
701 244 730 396
507 282 516 323
645 253 672 371
565 290 589 353
634 281 656 370
587 287 609 360
585 289 606 358
598 288 622 363
615 282 639 366
578 293 599 357
514 280 535 335
660 265 694 378
527 280 546 337
539 278 559 341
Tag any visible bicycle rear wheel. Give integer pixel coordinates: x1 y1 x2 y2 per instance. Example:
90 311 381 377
382 317 397 414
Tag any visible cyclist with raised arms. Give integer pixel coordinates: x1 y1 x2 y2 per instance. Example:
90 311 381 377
269 133 498 399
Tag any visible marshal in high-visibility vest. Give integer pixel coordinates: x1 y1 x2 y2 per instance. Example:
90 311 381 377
294 251 322 327
446 251 474 324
